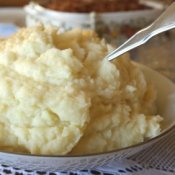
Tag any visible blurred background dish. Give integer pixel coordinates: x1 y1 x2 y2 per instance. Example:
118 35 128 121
25 0 162 45
37 0 151 12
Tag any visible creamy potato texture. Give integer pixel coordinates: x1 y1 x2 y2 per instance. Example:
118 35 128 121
0 25 162 155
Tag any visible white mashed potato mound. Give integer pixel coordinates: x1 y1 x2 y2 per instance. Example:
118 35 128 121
0 25 162 155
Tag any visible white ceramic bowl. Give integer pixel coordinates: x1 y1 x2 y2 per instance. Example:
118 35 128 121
0 64 174 172
24 2 163 45
24 2 162 31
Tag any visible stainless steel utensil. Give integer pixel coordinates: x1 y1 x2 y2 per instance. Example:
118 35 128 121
105 2 175 61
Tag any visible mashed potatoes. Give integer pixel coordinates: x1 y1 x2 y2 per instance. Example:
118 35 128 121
0 25 162 155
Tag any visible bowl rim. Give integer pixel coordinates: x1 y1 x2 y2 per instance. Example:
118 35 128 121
0 124 174 158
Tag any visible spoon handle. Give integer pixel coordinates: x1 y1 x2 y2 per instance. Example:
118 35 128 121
106 2 175 61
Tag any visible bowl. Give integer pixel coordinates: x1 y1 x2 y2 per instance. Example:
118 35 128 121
24 2 163 44
0 64 174 172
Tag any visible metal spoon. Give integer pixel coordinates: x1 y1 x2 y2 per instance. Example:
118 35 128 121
105 2 175 61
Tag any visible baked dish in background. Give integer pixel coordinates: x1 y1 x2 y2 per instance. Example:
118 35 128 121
36 0 151 13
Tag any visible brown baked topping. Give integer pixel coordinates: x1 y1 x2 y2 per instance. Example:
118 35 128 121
36 0 151 13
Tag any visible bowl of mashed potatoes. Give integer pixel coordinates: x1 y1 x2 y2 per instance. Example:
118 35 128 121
0 25 174 171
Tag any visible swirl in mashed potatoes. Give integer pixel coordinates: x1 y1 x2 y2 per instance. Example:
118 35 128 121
0 25 162 155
